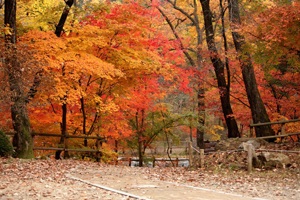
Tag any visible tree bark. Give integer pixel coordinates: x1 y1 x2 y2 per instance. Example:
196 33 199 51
199 0 240 138
228 0 275 138
193 0 206 148
80 97 88 147
80 95 100 147
197 86 205 148
54 0 74 159
4 0 34 158
55 103 69 159
55 0 74 37
136 109 145 167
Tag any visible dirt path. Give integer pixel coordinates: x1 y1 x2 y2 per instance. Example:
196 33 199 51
1 159 299 200
68 164 298 200
68 172 262 200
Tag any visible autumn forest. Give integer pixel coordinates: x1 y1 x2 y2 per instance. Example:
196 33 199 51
0 0 299 160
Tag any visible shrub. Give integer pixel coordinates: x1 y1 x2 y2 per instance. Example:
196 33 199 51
0 130 14 157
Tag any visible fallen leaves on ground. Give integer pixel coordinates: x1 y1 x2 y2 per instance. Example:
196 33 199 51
1 156 299 200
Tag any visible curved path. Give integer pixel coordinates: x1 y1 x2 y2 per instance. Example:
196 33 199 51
68 167 268 200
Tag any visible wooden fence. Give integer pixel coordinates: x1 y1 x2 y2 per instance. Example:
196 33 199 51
118 157 190 167
249 119 300 141
6 132 105 159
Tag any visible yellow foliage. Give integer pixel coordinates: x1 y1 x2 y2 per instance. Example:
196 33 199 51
206 125 223 141
17 0 63 33
20 28 125 105
99 143 118 163
2 24 13 36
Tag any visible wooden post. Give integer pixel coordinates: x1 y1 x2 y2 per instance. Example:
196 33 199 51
189 141 193 167
175 157 179 167
249 120 254 137
63 134 67 156
247 144 254 173
129 158 132 167
153 158 155 168
96 137 101 162
200 149 204 168
250 127 253 137
281 123 286 135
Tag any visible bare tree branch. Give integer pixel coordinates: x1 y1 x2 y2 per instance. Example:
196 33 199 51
157 7 195 67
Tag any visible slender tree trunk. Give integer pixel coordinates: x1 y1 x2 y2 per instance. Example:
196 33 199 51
200 0 240 138
136 110 144 167
80 97 88 147
80 95 100 147
165 130 175 167
197 86 205 148
55 63 69 159
54 0 74 159
193 0 206 148
228 0 274 138
5 0 34 158
55 103 69 159
114 140 118 153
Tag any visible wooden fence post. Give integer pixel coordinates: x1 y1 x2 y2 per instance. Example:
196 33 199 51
247 144 254 173
281 123 286 135
129 158 132 167
96 137 101 162
63 134 67 157
200 149 204 168
189 141 193 167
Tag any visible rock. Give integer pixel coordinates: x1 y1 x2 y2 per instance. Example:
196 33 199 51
215 138 241 151
239 140 261 151
256 152 291 168
215 138 268 151
178 160 189 167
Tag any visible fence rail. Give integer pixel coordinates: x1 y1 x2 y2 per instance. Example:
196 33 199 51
118 157 189 167
251 132 300 140
249 119 300 140
250 119 300 127
6 132 105 159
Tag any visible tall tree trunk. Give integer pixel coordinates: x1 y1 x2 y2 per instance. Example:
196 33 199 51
80 97 88 147
197 86 205 148
200 0 240 138
80 95 100 147
228 0 274 138
54 0 74 159
55 103 69 159
136 109 145 167
193 0 206 148
5 0 34 158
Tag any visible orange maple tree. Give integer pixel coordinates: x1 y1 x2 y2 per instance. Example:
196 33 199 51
12 1 187 155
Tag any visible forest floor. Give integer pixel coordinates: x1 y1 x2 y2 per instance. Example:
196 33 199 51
0 153 299 200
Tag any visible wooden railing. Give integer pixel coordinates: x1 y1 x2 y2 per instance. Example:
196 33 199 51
249 119 300 141
6 132 105 159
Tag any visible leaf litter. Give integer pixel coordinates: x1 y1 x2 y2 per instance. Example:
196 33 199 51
0 157 299 200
